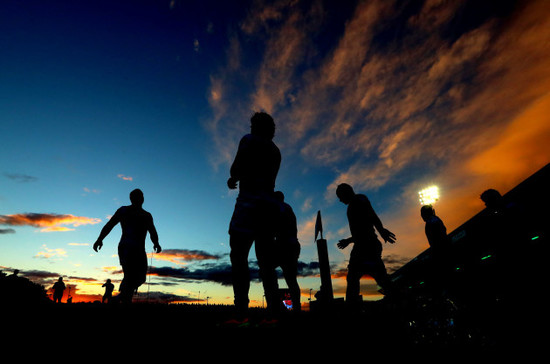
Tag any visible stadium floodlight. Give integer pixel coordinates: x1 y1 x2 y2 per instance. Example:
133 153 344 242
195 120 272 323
418 185 439 205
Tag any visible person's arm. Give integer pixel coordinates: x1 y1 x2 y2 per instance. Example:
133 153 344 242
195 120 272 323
93 211 121 252
366 200 396 244
227 136 249 189
148 216 162 253
337 237 353 249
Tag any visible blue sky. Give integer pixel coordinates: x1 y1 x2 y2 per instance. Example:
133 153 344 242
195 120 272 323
1 0 549 306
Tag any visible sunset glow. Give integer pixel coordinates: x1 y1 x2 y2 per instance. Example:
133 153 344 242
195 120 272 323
1 0 549 307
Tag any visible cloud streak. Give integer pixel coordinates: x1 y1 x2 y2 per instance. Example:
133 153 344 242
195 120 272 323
117 174 133 181
3 173 38 183
0 213 101 232
152 249 224 265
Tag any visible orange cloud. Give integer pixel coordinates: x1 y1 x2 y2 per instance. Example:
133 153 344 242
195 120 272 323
152 249 221 265
466 94 550 189
117 174 133 181
0 213 101 232
34 246 67 260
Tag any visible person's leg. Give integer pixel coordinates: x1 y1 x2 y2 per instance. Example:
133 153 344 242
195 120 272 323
120 249 148 304
281 244 301 311
230 232 254 315
367 258 393 297
346 263 363 304
255 235 280 314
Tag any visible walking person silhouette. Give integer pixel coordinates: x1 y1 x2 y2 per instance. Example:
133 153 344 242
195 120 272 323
102 279 115 304
52 277 66 303
93 189 161 304
336 183 396 309
227 112 281 319
274 191 301 312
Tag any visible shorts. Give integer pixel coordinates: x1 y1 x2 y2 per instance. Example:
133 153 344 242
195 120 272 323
229 191 279 237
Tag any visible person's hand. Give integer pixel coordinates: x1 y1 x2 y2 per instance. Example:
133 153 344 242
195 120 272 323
93 240 103 252
153 243 162 254
337 238 352 249
227 177 238 189
380 228 396 244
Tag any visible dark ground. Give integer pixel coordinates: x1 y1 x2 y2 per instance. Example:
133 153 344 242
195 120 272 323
2 297 498 347
2 297 546 361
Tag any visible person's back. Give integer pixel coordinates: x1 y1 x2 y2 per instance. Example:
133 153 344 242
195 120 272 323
277 201 298 244
229 112 281 195
116 205 154 249
347 194 379 245
422 210 448 250
231 133 280 194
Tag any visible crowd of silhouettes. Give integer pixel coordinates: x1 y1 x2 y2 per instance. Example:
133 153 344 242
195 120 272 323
3 109 541 348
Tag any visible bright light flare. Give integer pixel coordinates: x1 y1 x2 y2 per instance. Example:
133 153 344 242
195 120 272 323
418 185 440 205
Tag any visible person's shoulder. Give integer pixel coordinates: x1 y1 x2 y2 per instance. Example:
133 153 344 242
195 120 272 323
141 208 153 219
117 205 131 213
355 194 370 204
240 133 254 143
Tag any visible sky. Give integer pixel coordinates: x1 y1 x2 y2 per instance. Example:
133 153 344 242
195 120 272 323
1 0 549 307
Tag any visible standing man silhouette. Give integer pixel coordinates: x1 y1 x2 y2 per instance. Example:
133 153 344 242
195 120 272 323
336 183 396 307
274 191 301 312
102 279 115 304
227 112 281 318
52 277 66 303
421 205 451 293
93 189 161 304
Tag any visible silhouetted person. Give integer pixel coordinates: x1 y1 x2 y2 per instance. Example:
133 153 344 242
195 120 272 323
227 112 281 318
52 277 65 303
274 191 301 312
93 189 161 304
479 188 530 303
420 205 450 250
102 279 115 303
421 205 451 292
336 183 396 307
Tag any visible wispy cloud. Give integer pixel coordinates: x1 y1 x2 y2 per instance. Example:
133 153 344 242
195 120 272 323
0 213 101 232
3 173 38 183
34 245 67 260
152 249 223 265
117 174 133 181
206 0 550 261
83 187 100 194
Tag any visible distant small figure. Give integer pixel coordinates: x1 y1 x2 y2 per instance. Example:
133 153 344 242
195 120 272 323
274 191 301 312
336 183 396 306
93 189 161 304
52 277 66 303
102 279 115 304
227 112 281 318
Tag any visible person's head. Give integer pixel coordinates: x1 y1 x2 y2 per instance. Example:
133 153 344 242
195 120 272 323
250 112 275 139
58 277 63 282
420 205 435 222
480 189 502 209
106 279 111 283
336 183 355 205
130 189 144 207
274 190 284 202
